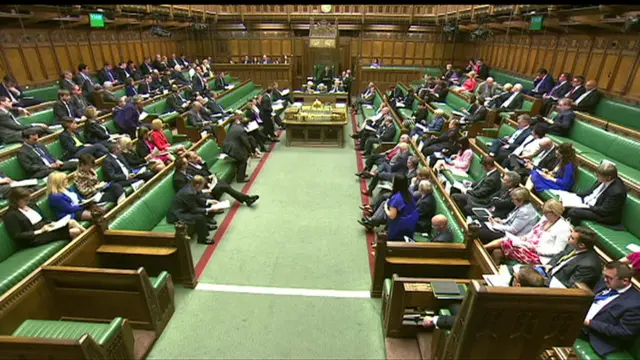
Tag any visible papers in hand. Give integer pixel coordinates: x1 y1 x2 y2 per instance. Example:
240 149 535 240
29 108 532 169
550 190 588 208
139 111 149 121
218 153 229 160
10 178 38 188
244 121 259 132
363 124 376 132
395 101 405 108
377 181 394 191
452 181 468 194
49 214 71 232
414 123 428 132
281 88 290 96
208 199 231 211
627 243 640 253
224 85 235 90
272 102 284 111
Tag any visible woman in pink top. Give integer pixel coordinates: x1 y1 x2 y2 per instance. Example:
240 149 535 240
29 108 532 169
433 137 473 174
620 251 640 272
462 72 478 92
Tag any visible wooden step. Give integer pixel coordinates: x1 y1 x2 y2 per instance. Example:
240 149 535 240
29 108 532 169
97 245 176 256
385 337 422 360
386 257 471 266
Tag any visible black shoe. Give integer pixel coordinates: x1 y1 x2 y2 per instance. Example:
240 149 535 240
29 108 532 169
237 176 250 183
245 195 259 206
207 224 218 231
270 137 281 143
350 134 359 139
355 172 364 177
360 172 373 179
198 237 215 244
207 218 218 225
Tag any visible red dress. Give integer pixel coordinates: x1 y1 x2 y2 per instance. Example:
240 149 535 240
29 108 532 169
501 220 547 264
150 130 171 152
462 78 477 92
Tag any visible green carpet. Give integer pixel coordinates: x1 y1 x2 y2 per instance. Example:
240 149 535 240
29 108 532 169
148 128 385 359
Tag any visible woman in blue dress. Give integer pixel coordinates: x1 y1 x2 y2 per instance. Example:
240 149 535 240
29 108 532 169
527 142 577 193
385 174 419 241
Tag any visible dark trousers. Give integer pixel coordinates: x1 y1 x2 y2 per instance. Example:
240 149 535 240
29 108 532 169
235 158 248 182
193 214 210 242
73 143 109 159
18 98 43 107
31 161 78 179
112 170 155 188
262 115 275 137
540 98 557 116
211 181 249 203
489 138 508 156
363 137 381 155
357 130 376 149
368 169 394 192
565 208 614 227
364 154 387 172
99 183 125 203
477 223 506 244
248 130 268 151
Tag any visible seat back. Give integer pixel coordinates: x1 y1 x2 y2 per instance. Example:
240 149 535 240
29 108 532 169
498 123 517 138
0 155 28 180
568 120 617 156
218 82 256 109
197 140 222 163
593 98 640 131
0 223 19 263
433 189 465 243
143 99 168 115
570 166 598 195
605 136 640 172
622 194 640 239
488 70 534 90
445 92 471 111
468 153 487 181
19 109 56 126
22 84 61 102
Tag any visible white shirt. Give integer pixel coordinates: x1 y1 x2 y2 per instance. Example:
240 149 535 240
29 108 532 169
2 84 17 103
550 249 587 277
532 146 555 166
501 91 520 109
585 284 633 321
512 135 540 157
19 206 43 225
111 154 129 178
575 89 595 105
507 127 527 144
63 190 80 205
583 181 611 207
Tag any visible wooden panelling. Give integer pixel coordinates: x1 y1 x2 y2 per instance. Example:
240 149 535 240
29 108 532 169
0 28 184 86
211 64 292 90
476 34 640 103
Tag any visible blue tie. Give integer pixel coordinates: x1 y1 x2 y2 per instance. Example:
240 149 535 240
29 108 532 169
594 289 619 302
35 146 54 163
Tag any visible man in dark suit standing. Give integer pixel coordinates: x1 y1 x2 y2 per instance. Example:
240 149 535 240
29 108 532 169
539 72 572 116
74 64 96 104
566 162 628 226
573 80 601 114
259 91 279 141
489 114 533 158
546 98 575 136
564 76 586 102
580 262 640 357
0 96 48 144
452 156 502 211
222 114 258 183
167 175 217 244
18 130 77 178
98 63 117 85
528 68 554 97
545 227 603 289
192 66 210 96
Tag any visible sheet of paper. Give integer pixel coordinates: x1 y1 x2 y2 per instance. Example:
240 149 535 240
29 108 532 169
49 214 71 232
292 102 303 108
552 190 588 208
335 103 346 108
272 103 284 111
208 199 231 211
549 277 567 289
414 123 427 132
218 153 229 160
10 178 38 188
483 274 511 287
364 124 376 132
281 88 290 96
444 181 452 194
484 221 496 232
224 85 235 90
452 181 467 194
139 111 149 121
395 101 405 108
245 121 260 133
627 243 640 253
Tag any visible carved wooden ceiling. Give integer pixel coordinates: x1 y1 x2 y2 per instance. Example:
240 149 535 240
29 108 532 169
0 5 639 35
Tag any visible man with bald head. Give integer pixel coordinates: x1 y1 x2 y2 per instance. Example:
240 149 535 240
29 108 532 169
429 215 453 243
475 77 499 99
573 80 600 114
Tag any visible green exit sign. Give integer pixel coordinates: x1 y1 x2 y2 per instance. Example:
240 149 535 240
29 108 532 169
89 13 105 28
530 15 544 31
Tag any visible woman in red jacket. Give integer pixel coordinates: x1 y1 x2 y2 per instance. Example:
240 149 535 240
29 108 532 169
462 71 478 93
149 119 187 156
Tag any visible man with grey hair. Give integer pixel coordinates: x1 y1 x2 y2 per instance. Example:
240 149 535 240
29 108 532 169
475 77 499 99
171 65 190 86
102 81 119 103
513 137 558 181
362 142 411 196
416 180 437 233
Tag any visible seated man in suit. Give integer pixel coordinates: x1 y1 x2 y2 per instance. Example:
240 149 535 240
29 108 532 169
167 174 218 244
70 84 92 120
59 117 109 160
183 152 259 206
362 142 411 196
361 116 397 156
98 63 117 85
152 54 165 72
150 70 164 93
101 81 120 103
565 162 628 227
459 96 488 125
329 79 345 94
420 119 460 158
460 170 521 219
123 77 139 98
410 108 446 138
115 62 130 84
402 101 429 128
353 106 392 150
102 141 154 188
18 129 77 179
451 156 502 212
74 63 96 104
166 85 191 113
140 57 155 76
543 226 603 289
488 114 533 158
545 98 575 136
60 71 76 92
422 265 547 329
160 69 173 90
191 66 211 96
1 75 42 108
527 68 555 97
0 96 48 145
171 65 191 87
222 114 259 183
168 54 180 69
491 83 524 112
573 80 600 114
427 214 453 243
564 76 586 102
425 80 449 104
54 89 82 123
540 72 572 116
512 137 557 182
501 125 548 169
475 77 499 99
138 74 159 97
357 134 410 178
188 102 216 136
580 261 640 357
213 72 228 91
352 83 376 114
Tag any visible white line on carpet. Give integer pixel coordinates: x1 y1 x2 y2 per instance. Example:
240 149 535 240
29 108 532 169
195 283 371 299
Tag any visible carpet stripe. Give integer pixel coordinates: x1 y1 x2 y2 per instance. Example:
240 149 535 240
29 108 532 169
194 130 283 279
195 283 371 298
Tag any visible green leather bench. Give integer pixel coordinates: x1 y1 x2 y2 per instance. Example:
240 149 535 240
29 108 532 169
430 92 472 117
22 84 62 103
109 140 235 234
497 97 534 121
17 108 58 126
544 113 640 186
207 74 238 93
441 153 485 185
573 337 640 360
588 98 640 132
0 140 67 183
488 69 534 91
217 81 263 112
475 122 516 154
163 129 192 150
143 91 190 126
359 90 401 144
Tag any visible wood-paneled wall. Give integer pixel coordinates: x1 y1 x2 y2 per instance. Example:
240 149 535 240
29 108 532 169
475 34 640 104
0 28 183 87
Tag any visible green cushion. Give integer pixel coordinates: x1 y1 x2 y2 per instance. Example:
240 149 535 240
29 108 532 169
151 218 175 233
0 239 67 295
197 140 222 163
18 109 55 126
383 278 392 297
593 98 640 131
488 70 534 90
149 271 170 291
573 338 635 360
12 317 124 346
23 84 60 102
209 159 235 183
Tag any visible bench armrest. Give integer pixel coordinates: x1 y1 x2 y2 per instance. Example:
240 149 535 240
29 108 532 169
482 128 499 132
172 134 189 142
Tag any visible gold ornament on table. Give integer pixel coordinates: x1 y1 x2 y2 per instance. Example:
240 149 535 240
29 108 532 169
312 98 324 109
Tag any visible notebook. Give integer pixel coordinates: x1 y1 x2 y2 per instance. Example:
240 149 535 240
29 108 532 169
431 281 461 296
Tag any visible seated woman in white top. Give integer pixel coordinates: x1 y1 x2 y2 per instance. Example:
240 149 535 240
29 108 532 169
476 187 540 244
4 187 85 247
484 198 571 265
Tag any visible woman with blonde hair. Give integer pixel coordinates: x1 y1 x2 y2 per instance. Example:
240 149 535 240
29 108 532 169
149 119 187 156
47 171 97 221
484 198 571 265
462 71 478 93
117 136 165 173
